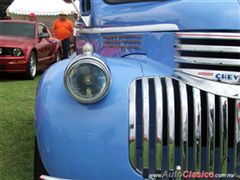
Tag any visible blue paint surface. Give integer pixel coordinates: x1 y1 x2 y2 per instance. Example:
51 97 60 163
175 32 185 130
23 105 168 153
92 0 240 30
35 0 240 178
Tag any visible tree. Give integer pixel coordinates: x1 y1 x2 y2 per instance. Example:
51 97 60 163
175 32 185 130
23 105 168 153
0 0 14 19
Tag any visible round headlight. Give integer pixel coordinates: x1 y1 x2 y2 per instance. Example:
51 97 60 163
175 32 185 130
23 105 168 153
12 48 23 56
64 56 111 104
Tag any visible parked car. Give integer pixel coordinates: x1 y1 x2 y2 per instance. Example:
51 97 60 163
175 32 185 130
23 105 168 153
0 20 62 79
35 0 240 179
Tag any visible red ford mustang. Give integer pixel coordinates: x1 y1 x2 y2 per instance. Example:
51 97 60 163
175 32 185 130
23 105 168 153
0 20 62 79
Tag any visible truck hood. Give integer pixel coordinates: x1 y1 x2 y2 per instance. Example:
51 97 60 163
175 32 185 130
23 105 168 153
0 35 34 47
93 0 240 31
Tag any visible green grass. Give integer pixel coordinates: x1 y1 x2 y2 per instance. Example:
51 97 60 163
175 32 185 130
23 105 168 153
0 74 41 180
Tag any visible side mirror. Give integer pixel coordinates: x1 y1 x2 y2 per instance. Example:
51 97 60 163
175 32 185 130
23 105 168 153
63 0 75 3
62 0 79 16
39 33 50 39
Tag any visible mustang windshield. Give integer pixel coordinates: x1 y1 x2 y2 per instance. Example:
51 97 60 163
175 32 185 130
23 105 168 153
0 22 35 38
105 0 161 4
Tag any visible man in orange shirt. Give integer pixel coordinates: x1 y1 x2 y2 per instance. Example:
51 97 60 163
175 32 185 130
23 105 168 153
52 11 73 59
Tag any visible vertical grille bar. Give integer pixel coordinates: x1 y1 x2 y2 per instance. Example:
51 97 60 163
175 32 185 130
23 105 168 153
207 93 215 172
165 77 175 171
193 88 201 171
142 77 150 177
154 77 163 173
219 97 228 173
234 100 240 177
129 80 137 167
179 82 188 170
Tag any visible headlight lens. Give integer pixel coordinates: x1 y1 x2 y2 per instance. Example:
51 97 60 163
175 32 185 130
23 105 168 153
12 48 23 56
64 56 111 103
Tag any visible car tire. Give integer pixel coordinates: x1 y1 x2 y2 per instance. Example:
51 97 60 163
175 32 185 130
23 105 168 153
25 51 37 80
34 138 48 180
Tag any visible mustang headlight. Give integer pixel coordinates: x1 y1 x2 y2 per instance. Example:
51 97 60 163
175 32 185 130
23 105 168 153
12 48 23 56
64 56 111 104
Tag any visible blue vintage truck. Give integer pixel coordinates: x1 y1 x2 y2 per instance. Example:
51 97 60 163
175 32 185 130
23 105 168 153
35 0 240 179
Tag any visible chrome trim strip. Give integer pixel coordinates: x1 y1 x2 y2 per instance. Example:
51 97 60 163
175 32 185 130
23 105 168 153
219 97 228 173
207 93 215 172
165 77 175 171
142 77 150 175
173 71 240 99
154 77 163 172
179 82 188 170
175 68 240 85
175 32 240 40
40 175 69 180
193 88 201 171
80 15 92 27
175 44 240 53
235 100 240 177
129 80 137 168
78 24 179 34
174 56 240 67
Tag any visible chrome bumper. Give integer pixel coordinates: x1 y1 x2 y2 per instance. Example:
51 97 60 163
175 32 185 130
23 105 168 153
40 175 69 180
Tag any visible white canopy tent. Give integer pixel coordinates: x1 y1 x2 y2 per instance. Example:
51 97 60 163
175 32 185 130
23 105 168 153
7 0 79 27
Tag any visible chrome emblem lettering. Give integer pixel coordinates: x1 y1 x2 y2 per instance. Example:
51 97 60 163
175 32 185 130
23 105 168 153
175 69 240 85
215 73 240 84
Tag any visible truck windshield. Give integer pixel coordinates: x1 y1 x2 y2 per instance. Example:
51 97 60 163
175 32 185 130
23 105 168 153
0 22 35 38
105 0 161 4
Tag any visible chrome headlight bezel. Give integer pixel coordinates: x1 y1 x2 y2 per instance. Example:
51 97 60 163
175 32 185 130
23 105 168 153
64 55 111 104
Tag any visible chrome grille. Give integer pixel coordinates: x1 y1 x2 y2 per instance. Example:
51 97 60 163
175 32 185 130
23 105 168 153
174 32 240 67
129 76 240 178
0 47 15 56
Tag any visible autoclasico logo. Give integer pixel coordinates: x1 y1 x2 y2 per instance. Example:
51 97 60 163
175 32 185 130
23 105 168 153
149 171 235 179
149 166 235 179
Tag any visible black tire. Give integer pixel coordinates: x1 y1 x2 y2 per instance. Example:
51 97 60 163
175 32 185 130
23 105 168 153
34 138 48 180
25 51 37 80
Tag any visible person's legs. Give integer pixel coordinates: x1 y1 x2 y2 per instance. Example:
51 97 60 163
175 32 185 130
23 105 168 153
61 38 70 59
74 36 76 52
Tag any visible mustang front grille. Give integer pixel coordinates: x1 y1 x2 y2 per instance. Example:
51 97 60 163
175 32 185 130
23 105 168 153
129 76 240 178
0 47 18 56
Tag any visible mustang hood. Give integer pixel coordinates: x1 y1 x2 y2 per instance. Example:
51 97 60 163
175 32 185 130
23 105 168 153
93 0 240 31
0 36 34 47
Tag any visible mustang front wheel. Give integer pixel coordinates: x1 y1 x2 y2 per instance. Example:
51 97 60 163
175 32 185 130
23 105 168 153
25 51 37 80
